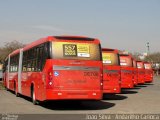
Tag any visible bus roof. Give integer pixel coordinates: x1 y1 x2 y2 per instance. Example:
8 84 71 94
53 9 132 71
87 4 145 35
23 36 99 51
102 48 119 53
136 60 144 63
119 54 132 58
9 36 100 56
54 36 95 41
10 49 21 57
144 62 151 64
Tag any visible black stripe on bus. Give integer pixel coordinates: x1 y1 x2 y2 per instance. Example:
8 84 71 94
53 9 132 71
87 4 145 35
54 36 95 41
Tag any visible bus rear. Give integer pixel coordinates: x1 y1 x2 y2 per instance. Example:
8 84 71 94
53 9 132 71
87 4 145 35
102 48 121 94
120 55 134 88
136 61 145 84
144 62 153 83
44 36 103 100
132 59 138 85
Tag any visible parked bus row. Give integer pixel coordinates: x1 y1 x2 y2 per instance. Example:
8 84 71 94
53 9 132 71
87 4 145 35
102 49 153 95
2 36 153 105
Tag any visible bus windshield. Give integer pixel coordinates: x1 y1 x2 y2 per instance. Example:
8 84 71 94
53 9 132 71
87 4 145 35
144 64 152 69
51 41 101 60
137 62 144 69
120 56 132 67
102 52 119 65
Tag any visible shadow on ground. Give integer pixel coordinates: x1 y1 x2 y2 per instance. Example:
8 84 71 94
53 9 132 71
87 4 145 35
144 83 154 85
40 100 115 111
103 94 127 100
5 89 116 111
136 85 148 87
129 87 141 90
121 89 138 94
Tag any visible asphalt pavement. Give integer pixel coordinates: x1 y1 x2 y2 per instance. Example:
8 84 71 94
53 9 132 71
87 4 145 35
0 76 160 119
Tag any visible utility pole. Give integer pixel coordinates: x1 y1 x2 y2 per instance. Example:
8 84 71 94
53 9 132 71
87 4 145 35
146 42 150 55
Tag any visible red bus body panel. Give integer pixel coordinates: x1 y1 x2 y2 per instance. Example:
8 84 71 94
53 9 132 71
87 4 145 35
144 62 153 83
137 61 145 84
145 69 153 83
120 67 134 88
120 55 134 88
133 68 138 85
102 48 121 94
3 36 103 101
132 59 138 85
44 60 102 100
103 65 121 93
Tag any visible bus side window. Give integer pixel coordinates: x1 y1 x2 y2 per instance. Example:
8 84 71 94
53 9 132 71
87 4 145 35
37 46 43 71
34 47 39 71
22 60 27 72
22 51 27 72
34 44 45 71
27 50 31 72
5 59 8 72
21 43 47 72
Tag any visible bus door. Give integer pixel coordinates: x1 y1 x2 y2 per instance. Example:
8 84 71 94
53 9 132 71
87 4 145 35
6 55 11 90
21 51 29 96
17 49 23 94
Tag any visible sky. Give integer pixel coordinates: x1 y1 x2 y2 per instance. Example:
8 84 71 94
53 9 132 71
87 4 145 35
0 0 160 53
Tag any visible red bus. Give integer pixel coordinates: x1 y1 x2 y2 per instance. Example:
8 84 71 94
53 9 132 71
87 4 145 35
3 36 103 104
136 61 145 84
102 48 121 94
0 64 3 81
120 54 134 88
132 58 138 85
144 62 153 83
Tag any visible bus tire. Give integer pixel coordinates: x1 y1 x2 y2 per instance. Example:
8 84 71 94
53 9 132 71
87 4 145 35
15 90 19 97
15 90 20 97
5 86 8 91
31 86 38 105
14 82 19 97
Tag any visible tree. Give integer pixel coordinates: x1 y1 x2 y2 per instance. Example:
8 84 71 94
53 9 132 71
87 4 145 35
0 40 24 63
144 52 160 63
131 52 141 61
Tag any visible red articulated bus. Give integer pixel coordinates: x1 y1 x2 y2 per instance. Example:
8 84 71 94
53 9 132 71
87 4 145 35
136 61 145 84
120 54 134 88
144 62 153 83
3 36 103 104
132 58 138 85
102 48 121 94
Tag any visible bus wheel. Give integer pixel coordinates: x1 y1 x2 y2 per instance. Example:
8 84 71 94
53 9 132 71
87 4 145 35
31 87 38 105
15 91 19 97
15 90 20 97
5 86 9 91
14 82 19 97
